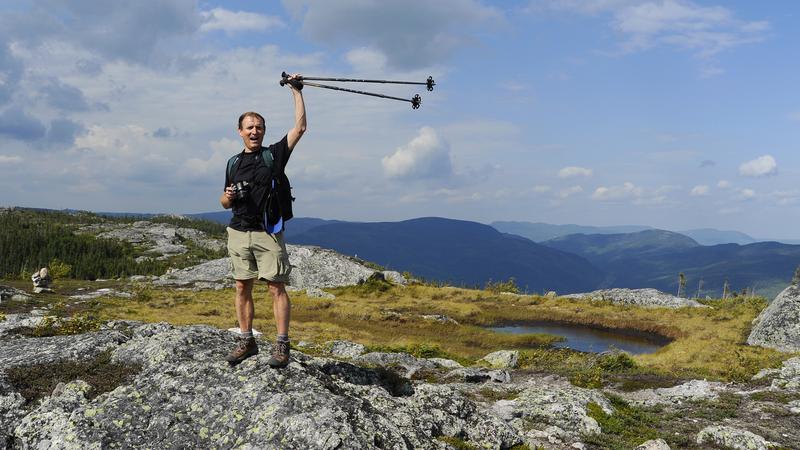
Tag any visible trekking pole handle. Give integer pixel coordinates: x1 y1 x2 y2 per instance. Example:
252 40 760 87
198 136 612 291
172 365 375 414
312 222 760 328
279 71 304 90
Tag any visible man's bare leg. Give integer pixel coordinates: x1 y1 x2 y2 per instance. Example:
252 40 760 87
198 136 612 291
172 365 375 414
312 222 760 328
226 278 258 365
235 278 255 332
268 281 290 335
267 281 291 368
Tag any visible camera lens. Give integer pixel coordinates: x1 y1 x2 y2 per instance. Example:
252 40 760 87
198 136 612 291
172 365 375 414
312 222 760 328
234 181 249 200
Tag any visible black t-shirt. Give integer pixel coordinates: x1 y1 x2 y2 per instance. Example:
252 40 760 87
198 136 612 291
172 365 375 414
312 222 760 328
225 135 290 231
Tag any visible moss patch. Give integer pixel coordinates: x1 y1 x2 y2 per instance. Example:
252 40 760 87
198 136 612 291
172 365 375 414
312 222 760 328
6 351 141 404
583 395 661 450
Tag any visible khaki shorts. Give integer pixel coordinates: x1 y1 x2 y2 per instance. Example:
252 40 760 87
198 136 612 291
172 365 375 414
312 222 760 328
227 227 292 283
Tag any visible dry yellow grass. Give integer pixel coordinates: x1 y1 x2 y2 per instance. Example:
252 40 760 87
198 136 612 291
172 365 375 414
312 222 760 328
94 281 791 381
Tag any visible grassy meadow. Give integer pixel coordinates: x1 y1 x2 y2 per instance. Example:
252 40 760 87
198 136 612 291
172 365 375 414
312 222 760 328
4 276 791 387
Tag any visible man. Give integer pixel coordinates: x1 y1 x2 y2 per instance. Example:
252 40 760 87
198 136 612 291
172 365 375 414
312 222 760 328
220 73 306 368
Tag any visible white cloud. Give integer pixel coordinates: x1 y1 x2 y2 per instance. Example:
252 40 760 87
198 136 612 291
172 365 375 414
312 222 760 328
591 181 642 200
344 47 388 73
558 185 583 199
3 0 204 68
690 185 709 196
533 185 552 193
182 137 240 179
769 190 800 206
558 166 593 178
718 206 741 215
739 155 777 177
200 8 285 33
736 188 756 201
0 155 22 164
717 180 731 188
382 127 453 180
284 0 502 69
536 0 768 61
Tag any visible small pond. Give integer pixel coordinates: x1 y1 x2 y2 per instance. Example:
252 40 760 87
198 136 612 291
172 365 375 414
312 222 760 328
490 322 671 355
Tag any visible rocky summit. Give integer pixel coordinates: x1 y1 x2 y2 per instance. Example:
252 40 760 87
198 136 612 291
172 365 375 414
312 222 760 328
747 274 800 352
2 320 800 449
0 322 519 449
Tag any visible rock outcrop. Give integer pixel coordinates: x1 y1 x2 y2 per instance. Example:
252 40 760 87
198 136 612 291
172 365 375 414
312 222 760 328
620 379 728 407
0 285 30 303
152 245 406 291
80 220 224 260
479 350 519 369
1 322 521 449
506 379 613 438
747 273 800 352
696 425 775 450
635 439 671 450
287 246 377 289
153 258 232 289
562 288 707 308
3 320 800 448
752 356 800 389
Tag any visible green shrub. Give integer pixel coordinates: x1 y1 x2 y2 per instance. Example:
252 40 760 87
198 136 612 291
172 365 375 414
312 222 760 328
48 258 72 279
33 314 102 337
598 352 637 372
583 396 661 449
435 436 476 450
485 278 520 294
570 367 603 389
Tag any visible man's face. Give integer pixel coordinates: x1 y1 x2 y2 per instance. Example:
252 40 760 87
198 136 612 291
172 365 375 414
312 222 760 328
239 115 265 151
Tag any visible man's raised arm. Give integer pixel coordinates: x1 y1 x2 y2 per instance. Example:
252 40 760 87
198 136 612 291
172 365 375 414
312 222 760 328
285 73 306 151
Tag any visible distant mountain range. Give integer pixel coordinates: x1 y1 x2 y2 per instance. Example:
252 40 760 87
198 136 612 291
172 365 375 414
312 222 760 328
184 212 799 298
543 230 800 298
490 221 762 246
490 221 652 243
286 217 605 294
16 206 797 298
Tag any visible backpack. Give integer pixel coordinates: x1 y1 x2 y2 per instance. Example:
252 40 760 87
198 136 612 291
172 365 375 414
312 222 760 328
226 147 294 227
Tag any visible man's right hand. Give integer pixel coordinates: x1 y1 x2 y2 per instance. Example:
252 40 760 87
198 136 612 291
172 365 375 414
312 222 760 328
220 185 236 209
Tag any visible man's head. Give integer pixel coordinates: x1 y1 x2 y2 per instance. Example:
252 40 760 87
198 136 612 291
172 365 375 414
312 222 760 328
238 112 266 151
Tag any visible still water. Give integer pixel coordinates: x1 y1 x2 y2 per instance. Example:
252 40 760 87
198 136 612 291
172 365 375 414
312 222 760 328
490 322 670 355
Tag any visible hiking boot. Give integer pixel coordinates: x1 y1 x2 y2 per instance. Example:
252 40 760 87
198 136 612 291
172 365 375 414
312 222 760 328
226 337 258 365
267 340 290 368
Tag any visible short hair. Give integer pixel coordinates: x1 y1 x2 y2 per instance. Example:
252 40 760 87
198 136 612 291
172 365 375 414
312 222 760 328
238 112 265 130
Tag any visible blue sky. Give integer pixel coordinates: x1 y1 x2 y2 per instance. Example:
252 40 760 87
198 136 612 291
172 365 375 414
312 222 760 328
1 1 798 238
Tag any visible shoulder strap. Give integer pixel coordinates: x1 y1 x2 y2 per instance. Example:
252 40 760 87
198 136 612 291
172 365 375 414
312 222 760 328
259 148 274 172
226 153 241 183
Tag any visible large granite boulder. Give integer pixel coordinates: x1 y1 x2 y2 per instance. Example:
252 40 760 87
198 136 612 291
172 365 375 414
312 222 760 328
696 425 776 450
152 245 406 291
503 378 613 438
287 245 376 289
1 322 522 449
747 269 800 352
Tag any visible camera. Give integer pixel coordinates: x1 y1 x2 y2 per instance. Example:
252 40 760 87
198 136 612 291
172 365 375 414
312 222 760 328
231 181 250 200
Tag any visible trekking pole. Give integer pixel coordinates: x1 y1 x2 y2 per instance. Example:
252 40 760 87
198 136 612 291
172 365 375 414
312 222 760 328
280 72 426 109
297 75 435 92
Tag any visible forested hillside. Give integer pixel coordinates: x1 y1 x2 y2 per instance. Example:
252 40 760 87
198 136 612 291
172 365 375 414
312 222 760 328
0 208 225 280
